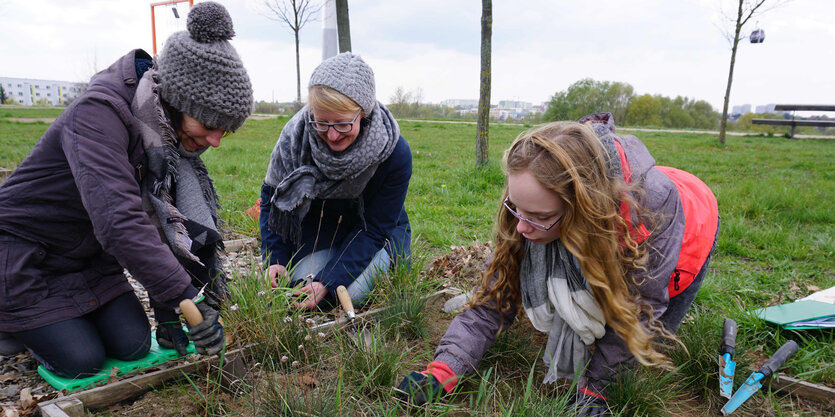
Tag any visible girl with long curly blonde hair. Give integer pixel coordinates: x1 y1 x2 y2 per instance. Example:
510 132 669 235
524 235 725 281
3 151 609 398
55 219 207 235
396 113 719 414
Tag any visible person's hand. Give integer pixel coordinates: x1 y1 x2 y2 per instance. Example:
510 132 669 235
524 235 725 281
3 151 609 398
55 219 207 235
292 281 327 310
394 371 446 406
574 387 609 417
394 361 456 406
186 303 225 355
266 264 287 288
156 322 189 356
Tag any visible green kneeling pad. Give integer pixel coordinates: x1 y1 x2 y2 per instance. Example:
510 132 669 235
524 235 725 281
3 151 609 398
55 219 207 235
37 333 196 392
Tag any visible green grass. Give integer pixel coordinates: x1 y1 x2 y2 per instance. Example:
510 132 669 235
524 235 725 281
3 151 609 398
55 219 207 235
0 105 65 119
3 107 834 416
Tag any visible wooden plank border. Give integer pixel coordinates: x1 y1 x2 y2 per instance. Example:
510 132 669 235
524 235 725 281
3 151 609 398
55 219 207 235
36 287 462 415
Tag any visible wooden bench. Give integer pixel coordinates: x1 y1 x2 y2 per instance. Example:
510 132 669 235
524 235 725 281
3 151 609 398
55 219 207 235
752 104 835 138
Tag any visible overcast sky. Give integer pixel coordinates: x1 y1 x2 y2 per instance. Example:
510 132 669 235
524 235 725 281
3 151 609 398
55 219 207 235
2 0 834 112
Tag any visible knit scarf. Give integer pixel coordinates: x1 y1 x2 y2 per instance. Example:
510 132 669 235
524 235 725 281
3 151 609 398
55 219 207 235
520 240 606 384
131 69 227 302
264 102 399 243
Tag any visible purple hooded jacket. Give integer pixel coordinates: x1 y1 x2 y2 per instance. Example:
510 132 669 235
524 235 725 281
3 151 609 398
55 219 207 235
434 113 688 392
0 50 198 332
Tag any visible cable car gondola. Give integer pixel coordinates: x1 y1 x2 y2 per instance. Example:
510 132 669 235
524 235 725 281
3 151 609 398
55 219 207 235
750 28 765 44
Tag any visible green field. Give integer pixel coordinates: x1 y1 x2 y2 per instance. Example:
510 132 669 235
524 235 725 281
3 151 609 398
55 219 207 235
2 109 833 416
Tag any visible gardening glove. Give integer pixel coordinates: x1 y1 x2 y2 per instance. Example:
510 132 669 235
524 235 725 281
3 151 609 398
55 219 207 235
155 307 189 356
394 361 457 406
185 303 225 356
573 387 609 417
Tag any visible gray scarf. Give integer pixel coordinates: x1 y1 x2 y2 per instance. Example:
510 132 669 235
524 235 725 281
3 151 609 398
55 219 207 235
131 69 227 302
264 102 399 243
520 240 606 385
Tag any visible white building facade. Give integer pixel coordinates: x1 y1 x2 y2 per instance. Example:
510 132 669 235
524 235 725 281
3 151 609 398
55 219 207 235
1 77 85 106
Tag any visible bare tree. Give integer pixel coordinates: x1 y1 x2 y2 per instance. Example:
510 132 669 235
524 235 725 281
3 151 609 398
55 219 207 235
264 0 322 104
717 0 784 145
476 0 492 166
335 0 351 52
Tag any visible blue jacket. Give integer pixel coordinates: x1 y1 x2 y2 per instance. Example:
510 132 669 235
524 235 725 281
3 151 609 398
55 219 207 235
260 136 412 294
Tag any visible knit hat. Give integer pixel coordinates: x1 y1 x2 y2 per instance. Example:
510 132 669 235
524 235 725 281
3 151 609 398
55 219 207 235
308 52 376 115
158 1 253 132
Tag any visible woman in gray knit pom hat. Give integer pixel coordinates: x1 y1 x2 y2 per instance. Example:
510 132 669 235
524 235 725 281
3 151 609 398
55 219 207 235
0 1 251 377
260 52 411 311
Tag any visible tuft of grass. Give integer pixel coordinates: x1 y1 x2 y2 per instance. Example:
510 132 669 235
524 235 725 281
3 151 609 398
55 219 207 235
223 261 324 372
338 326 411 401
606 366 685 417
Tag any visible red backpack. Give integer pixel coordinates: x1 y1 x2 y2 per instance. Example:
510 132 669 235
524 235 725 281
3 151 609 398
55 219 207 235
614 141 719 298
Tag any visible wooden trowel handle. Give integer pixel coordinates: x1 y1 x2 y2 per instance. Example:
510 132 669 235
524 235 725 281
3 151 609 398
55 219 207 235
336 285 355 319
179 299 204 327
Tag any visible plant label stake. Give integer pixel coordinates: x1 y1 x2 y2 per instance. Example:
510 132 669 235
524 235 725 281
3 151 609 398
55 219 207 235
721 340 798 415
718 318 738 399
336 285 373 350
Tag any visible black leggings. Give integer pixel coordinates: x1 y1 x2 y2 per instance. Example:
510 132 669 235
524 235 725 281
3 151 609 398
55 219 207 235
12 292 151 378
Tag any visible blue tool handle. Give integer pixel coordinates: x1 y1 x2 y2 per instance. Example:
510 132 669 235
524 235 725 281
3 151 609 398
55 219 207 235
721 318 737 355
759 340 798 378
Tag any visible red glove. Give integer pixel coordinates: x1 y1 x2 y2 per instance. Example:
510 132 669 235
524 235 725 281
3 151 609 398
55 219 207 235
424 361 458 394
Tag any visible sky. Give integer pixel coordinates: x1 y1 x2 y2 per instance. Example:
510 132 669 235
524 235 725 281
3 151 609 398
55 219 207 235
2 0 834 113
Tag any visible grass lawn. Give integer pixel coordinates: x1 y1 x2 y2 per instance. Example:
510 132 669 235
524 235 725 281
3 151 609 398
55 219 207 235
2 108 833 416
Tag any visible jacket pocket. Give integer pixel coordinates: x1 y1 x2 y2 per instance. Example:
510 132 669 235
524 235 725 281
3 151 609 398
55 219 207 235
0 235 48 311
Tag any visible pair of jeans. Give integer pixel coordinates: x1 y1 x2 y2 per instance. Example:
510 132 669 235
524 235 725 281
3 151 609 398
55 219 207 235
11 291 150 378
290 248 390 306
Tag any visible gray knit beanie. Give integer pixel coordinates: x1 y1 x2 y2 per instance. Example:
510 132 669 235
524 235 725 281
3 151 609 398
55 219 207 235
308 52 376 115
158 1 253 132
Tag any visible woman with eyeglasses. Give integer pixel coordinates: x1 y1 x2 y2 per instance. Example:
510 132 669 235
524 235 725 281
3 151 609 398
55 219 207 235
396 113 719 416
260 52 411 311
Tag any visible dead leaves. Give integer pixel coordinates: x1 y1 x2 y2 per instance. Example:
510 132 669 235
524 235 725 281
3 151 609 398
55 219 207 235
428 242 493 289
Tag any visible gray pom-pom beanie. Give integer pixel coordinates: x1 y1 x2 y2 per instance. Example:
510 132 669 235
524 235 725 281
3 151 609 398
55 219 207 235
158 1 253 132
308 52 376 115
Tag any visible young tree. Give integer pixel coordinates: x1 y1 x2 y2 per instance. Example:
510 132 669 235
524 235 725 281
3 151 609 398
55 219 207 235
334 0 351 52
476 0 492 167
0 85 6 103
264 0 322 104
717 0 783 145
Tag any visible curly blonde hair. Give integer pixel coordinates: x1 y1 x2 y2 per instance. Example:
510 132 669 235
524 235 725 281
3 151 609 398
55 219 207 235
471 121 672 368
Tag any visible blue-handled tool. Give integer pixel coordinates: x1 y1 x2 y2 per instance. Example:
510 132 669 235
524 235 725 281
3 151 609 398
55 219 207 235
718 319 738 399
721 340 798 415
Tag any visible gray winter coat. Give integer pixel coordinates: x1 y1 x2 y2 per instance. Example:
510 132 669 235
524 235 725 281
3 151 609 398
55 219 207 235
0 50 197 332
434 116 687 391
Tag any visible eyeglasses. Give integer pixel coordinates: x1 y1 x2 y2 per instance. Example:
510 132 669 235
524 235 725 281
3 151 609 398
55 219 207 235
308 110 362 133
503 197 563 231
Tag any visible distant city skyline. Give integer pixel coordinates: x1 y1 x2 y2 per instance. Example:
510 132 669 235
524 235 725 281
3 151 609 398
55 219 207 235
2 0 834 115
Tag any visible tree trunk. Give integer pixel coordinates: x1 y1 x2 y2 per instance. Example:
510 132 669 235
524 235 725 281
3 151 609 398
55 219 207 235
335 0 351 52
719 0 744 146
476 0 492 166
294 30 301 104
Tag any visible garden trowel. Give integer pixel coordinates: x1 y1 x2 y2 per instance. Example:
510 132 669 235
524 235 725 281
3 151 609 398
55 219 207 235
720 340 798 415
336 285 373 350
718 318 738 399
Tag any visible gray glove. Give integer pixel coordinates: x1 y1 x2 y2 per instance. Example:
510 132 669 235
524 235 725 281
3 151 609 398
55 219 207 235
186 303 225 355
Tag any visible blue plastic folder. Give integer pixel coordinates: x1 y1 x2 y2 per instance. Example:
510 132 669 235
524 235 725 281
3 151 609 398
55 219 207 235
753 300 835 330
38 334 196 392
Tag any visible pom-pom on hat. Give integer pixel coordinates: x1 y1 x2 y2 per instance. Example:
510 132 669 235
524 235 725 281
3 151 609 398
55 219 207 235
158 1 253 132
308 52 376 115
